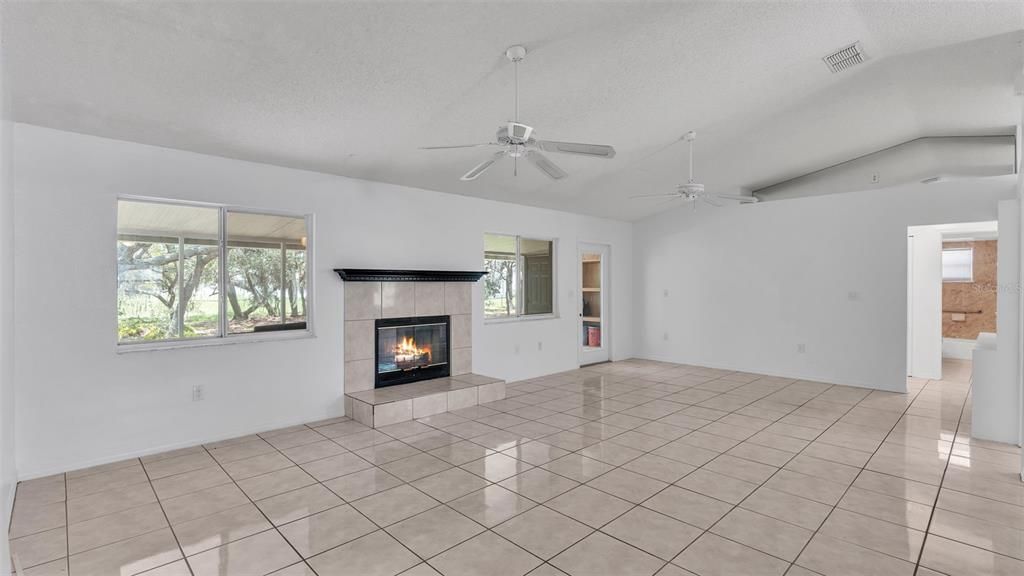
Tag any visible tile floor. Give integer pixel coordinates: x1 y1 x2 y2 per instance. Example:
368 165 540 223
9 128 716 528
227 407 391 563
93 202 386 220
9 358 1023 576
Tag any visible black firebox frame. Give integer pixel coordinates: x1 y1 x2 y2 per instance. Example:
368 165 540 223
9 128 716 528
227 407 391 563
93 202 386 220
374 315 451 388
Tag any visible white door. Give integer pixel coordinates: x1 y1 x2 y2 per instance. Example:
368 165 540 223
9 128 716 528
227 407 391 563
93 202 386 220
907 228 943 380
579 243 610 365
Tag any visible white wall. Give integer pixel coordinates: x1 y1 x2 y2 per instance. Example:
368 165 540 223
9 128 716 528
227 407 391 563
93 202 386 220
12 124 632 478
633 177 1017 392
0 13 16 574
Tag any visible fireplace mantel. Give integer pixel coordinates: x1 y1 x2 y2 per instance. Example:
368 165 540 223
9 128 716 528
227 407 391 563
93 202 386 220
334 269 488 283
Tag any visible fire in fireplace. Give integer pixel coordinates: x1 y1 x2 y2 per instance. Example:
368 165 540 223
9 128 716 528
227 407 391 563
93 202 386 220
375 315 450 388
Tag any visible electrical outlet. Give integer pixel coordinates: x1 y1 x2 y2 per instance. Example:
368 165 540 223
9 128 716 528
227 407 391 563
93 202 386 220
797 343 806 353
192 384 204 402
871 173 880 184
537 341 543 351
663 288 669 297
663 332 669 341
847 291 861 301
514 344 520 355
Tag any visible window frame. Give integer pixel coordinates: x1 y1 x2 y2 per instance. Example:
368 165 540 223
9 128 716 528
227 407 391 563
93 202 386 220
941 247 974 283
116 196 315 352
483 233 558 324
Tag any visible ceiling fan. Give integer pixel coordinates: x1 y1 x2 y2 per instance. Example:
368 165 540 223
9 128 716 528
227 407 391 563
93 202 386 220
631 131 759 207
421 45 616 181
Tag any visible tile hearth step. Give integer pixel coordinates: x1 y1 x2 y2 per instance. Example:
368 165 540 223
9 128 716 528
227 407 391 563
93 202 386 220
345 373 505 428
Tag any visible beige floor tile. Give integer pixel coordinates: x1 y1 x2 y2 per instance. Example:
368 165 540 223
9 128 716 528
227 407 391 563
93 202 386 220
799 441 872 468
835 486 932 531
651 441 719 467
587 468 668 504
819 508 925 562
222 452 294 481
256 484 343 526
68 528 182 576
66 483 156 526
171 503 271 557
299 451 374 482
673 533 789 576
386 505 485 558
429 531 542 576
209 439 277 464
278 504 377 558
137 559 192 575
763 469 847 506
16 556 69 576
674 468 757 504
461 453 533 483
332 429 394 451
14 478 66 510
547 485 634 528
937 488 1024 530
608 430 672 452
280 440 347 464
920 534 1024 576
850 469 937 505
265 429 325 451
66 464 150 499
796 533 915 576
448 485 536 527
68 501 167 554
783 455 859 486
500 441 570 466
307 530 420 576
237 466 316 501
322 467 405 502
540 454 614 483
551 531 664 576
350 484 438 527
187 530 300 576
739 486 832 531
498 468 579 503
602 506 702 561
151 466 231 501
621 454 696 484
710 507 813 561
143 452 217 481
579 442 645 467
642 486 732 529
429 440 495 465
10 527 66 570
725 442 795 467
353 440 421 465
162 483 249 525
929 508 1024 560
11 501 67 538
267 562 317 576
494 506 592 560
411 467 489 503
703 454 777 484
381 452 453 482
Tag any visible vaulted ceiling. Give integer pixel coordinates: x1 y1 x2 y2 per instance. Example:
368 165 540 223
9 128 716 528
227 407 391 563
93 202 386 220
4 1 1022 220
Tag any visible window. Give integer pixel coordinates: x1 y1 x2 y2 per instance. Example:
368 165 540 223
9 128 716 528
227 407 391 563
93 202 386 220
117 199 311 346
942 247 973 282
483 233 554 319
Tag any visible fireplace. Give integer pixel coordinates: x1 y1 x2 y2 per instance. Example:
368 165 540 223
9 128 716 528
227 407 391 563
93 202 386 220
375 315 451 388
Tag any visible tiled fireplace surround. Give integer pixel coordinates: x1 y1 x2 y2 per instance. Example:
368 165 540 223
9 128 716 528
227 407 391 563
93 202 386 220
342 280 506 427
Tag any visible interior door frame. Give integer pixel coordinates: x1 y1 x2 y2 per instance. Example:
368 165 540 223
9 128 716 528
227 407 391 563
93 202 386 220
578 241 611 366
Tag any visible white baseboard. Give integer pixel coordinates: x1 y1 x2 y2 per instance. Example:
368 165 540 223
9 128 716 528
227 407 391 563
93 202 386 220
942 338 977 360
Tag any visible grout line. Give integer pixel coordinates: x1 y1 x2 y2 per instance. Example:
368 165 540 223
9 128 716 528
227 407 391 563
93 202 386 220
137 457 196 576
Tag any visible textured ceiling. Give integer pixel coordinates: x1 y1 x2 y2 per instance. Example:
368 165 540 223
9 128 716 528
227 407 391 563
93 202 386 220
4 1 1023 221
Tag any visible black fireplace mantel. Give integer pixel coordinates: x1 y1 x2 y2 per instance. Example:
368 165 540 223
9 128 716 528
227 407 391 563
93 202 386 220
334 269 488 283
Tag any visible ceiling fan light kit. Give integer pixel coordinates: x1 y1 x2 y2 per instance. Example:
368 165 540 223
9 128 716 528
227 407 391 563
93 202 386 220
422 45 616 181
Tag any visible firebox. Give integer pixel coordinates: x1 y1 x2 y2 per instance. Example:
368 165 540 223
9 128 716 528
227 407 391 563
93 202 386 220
375 315 451 388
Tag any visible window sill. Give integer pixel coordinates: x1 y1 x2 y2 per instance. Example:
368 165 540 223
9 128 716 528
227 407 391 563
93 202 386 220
484 314 559 325
116 329 315 354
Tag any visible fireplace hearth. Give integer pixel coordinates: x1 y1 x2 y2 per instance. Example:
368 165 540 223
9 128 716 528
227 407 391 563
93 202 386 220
375 315 450 388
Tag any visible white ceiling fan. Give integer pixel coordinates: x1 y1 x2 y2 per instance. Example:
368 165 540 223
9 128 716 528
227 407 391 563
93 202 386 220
421 45 616 181
632 131 759 207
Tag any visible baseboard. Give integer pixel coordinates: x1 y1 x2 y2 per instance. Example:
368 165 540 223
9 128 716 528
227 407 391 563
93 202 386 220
17 411 343 482
942 338 976 360
632 353 905 393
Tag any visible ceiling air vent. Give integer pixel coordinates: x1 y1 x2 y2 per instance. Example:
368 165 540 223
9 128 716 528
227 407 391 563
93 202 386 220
823 42 866 73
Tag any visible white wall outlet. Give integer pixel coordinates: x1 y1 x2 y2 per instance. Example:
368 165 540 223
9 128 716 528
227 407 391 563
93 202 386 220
192 384 204 401
847 291 861 301
797 343 806 353
871 173 880 184
663 332 669 341
537 341 543 351
663 288 669 297
514 344 520 355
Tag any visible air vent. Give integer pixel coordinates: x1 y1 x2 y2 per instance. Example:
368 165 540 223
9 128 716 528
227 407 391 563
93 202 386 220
823 42 866 73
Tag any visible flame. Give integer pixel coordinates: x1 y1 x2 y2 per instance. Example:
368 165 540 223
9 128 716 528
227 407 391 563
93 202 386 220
394 336 431 362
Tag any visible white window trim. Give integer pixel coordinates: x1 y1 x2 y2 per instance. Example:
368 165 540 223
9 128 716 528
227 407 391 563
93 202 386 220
483 233 558 324
116 195 315 353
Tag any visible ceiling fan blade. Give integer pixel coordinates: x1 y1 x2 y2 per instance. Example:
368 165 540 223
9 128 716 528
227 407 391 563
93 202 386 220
711 193 760 203
421 143 499 150
527 151 568 180
535 140 616 159
630 193 682 199
460 152 506 181
701 196 723 207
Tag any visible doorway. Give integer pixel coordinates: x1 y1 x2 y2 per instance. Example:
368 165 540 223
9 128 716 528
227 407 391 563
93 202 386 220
579 243 610 365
